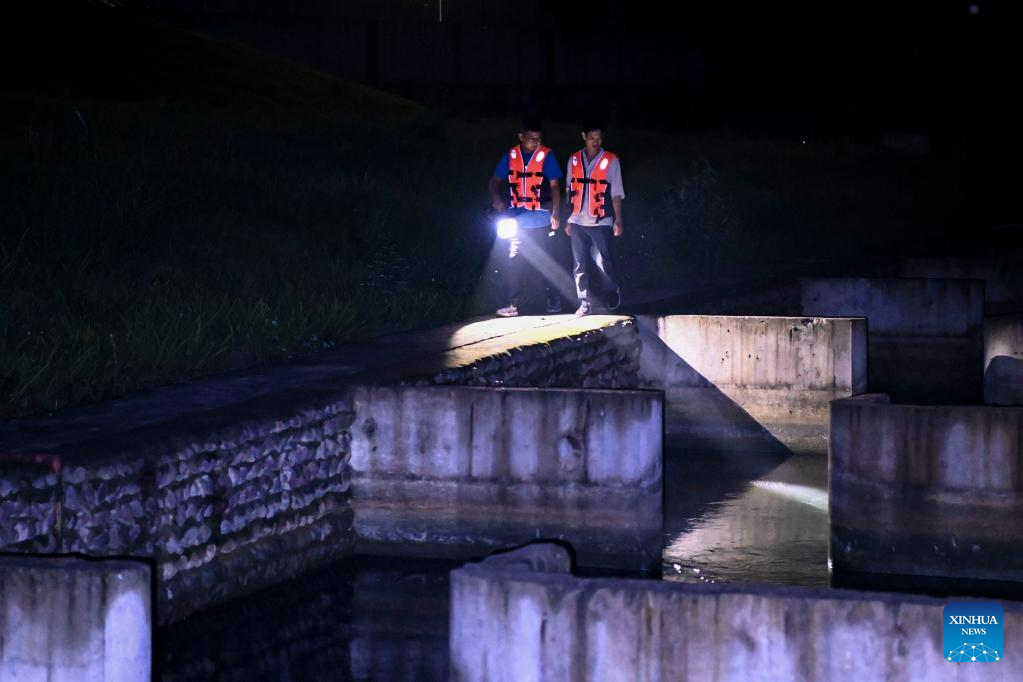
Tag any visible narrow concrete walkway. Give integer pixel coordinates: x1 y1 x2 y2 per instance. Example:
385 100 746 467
0 314 630 455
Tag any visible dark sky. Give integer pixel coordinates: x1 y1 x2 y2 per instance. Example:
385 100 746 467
9 0 1022 146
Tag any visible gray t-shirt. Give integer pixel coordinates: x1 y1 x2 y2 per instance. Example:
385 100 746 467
566 149 625 227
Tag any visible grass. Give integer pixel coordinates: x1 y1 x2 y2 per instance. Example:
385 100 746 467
1 2 1017 421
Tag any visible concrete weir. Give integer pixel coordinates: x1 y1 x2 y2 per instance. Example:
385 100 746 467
350 384 663 572
0 314 646 622
450 544 1023 681
830 394 1023 582
637 315 866 453
0 555 152 681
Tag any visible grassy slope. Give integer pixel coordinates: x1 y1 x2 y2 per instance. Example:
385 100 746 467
0 2 1009 420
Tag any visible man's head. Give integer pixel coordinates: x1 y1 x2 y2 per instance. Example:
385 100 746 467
580 122 604 154
518 118 544 153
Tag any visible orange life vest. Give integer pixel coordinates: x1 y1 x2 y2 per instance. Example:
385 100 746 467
507 145 551 210
568 150 617 219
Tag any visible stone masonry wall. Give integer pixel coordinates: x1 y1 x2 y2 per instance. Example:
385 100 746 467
425 320 641 389
0 396 356 623
0 455 61 551
1 317 639 621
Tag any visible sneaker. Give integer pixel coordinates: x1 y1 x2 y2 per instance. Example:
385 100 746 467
496 304 519 317
606 288 622 311
545 295 562 314
574 301 591 316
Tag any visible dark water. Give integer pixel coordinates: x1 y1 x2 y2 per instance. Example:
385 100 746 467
158 448 831 680
662 447 830 588
158 556 455 681
159 440 1017 680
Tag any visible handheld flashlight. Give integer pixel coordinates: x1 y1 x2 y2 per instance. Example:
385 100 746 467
496 217 519 239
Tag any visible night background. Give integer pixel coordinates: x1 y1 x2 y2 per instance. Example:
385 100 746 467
3 3 1023 679
2 0 1021 420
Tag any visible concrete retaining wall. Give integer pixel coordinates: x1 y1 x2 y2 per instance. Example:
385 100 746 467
450 544 1023 681
0 555 151 681
637 315 866 454
0 315 643 621
800 277 985 403
985 315 1023 405
904 256 1023 315
0 391 356 623
350 385 663 572
830 394 1023 582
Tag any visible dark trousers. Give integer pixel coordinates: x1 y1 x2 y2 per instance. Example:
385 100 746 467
503 227 570 306
570 224 619 302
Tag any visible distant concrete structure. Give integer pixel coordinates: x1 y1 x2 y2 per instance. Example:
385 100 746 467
831 394 1023 582
350 385 663 572
800 277 985 403
637 315 866 454
450 543 1023 681
903 256 1023 315
0 556 151 681
985 315 1023 405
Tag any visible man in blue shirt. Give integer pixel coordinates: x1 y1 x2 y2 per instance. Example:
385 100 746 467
489 119 567 316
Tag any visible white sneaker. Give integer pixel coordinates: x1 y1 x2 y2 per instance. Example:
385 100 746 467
574 301 591 316
496 304 519 317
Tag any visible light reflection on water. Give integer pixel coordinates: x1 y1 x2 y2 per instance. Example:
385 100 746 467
662 447 830 588
160 447 836 680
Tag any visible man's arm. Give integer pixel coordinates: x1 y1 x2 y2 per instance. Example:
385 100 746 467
563 160 573 236
610 159 625 236
489 176 505 212
549 178 562 230
612 196 624 237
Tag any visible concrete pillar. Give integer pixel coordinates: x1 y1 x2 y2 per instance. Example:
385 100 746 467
903 256 1023 315
0 556 151 681
985 315 1023 405
637 315 866 454
830 394 1023 582
800 277 985 403
350 385 663 572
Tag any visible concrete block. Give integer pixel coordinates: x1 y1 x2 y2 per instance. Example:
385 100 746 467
985 315 1023 405
350 385 663 572
800 277 985 403
0 555 151 682
450 544 1023 681
637 315 866 454
904 256 1023 315
830 395 1023 581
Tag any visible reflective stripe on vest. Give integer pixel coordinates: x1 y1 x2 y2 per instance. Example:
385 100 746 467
507 145 550 210
568 150 616 219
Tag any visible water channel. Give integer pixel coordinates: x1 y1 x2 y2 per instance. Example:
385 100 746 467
158 440 1017 680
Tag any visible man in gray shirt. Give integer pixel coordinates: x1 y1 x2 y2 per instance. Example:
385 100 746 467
565 123 625 315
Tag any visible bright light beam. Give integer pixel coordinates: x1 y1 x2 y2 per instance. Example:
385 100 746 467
750 480 828 511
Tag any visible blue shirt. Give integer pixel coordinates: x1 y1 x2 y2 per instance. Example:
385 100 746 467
494 146 563 229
